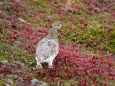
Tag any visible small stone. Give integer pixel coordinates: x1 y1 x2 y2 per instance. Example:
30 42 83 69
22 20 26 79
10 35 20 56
13 61 25 67
5 84 11 86
1 60 9 64
7 78 13 84
31 78 48 86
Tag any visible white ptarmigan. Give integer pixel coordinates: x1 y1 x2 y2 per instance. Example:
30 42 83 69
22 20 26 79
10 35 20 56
36 23 62 68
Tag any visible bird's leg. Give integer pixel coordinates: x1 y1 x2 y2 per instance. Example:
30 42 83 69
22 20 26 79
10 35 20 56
35 57 42 69
48 59 54 68
36 63 42 69
48 63 53 68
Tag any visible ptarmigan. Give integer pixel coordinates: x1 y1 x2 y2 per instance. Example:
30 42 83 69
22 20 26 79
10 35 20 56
36 23 62 68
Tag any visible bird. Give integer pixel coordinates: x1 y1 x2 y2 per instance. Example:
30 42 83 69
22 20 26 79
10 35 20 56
35 22 62 68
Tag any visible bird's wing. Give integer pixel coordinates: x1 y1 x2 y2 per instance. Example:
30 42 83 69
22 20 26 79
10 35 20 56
36 38 59 58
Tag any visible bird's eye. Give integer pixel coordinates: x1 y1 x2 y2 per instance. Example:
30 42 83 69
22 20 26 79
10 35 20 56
58 24 60 26
57 24 61 27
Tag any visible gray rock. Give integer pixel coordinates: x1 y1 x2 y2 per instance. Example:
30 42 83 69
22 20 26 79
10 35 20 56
7 78 13 84
13 61 25 67
31 78 48 86
1 60 9 64
5 84 11 86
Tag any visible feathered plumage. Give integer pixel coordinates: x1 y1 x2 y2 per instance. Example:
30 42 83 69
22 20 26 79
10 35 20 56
36 23 62 68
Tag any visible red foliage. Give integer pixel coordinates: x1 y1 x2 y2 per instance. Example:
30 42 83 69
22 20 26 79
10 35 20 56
0 15 4 18
39 13 46 18
6 20 114 85
45 23 51 29
0 27 4 32
57 9 65 15
36 45 115 85
2 1 113 85
16 72 33 81
12 2 20 7
100 25 110 30
0 68 10 73
67 17 77 24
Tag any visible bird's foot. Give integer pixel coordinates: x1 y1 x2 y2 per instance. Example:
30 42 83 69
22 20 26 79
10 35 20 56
36 64 42 69
48 65 53 68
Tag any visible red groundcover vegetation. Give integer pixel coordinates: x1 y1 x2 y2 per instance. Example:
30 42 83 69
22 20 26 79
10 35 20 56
0 0 115 85
6 26 114 85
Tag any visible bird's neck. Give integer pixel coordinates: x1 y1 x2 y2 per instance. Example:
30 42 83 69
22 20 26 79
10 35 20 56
47 29 58 39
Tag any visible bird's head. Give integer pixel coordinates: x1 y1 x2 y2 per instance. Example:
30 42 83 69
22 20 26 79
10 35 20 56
52 23 62 29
